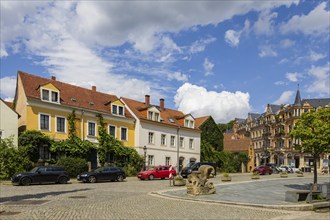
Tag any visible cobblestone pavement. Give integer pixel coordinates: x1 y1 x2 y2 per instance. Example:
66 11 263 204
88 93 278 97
0 173 329 220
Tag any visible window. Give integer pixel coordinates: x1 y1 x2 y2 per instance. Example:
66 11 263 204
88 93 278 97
165 157 171 166
42 89 49 101
121 127 128 141
112 105 124 116
148 111 153 120
41 89 59 103
180 137 184 148
56 116 65 133
155 113 159 121
88 122 96 136
170 136 175 146
148 155 154 165
108 125 116 137
190 121 194 128
39 113 50 131
189 139 194 149
184 119 194 128
148 132 154 144
39 145 49 160
51 91 58 102
161 134 166 146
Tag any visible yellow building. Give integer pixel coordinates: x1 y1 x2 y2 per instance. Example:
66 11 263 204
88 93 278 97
14 71 135 161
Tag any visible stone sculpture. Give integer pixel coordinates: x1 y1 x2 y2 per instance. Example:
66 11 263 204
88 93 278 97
187 165 216 195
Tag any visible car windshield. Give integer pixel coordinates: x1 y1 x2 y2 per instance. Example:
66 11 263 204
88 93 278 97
185 162 195 168
146 167 155 171
30 167 39 173
94 167 105 172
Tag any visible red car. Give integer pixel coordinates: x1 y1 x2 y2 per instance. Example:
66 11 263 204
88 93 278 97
253 165 272 175
137 165 176 180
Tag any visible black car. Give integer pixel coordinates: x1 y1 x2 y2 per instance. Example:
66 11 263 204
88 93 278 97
11 166 70 186
77 166 126 183
180 162 217 178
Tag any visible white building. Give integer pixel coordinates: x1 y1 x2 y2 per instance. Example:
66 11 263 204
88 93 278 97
122 95 201 171
0 98 19 146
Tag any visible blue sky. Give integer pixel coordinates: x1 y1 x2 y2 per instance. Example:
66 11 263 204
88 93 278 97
1 1 329 123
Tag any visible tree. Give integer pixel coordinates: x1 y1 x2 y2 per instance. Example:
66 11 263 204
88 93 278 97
290 108 330 184
18 130 53 162
200 117 223 151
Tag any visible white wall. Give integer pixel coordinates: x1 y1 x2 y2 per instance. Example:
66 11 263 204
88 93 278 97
0 100 18 147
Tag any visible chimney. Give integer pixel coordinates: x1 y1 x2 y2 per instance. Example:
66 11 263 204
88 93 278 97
160 98 164 110
51 76 56 80
145 95 150 106
92 86 96 92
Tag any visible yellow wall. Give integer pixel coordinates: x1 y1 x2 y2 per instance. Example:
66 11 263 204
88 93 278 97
26 105 135 146
41 83 59 91
15 75 28 129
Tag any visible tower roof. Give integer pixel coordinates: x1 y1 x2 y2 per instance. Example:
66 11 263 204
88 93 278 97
293 88 302 106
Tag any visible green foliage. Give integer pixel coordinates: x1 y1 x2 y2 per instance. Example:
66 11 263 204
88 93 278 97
200 117 223 151
67 110 77 139
223 172 229 177
290 108 330 184
50 136 96 159
56 157 88 177
96 114 144 176
0 137 32 179
18 130 53 162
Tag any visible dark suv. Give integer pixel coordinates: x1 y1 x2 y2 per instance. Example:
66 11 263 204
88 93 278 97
180 162 216 178
11 166 70 186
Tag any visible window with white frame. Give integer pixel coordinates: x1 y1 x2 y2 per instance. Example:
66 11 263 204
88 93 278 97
108 125 116 137
148 132 154 144
165 157 171 166
180 137 184 148
161 134 166 146
56 116 66 133
189 139 194 149
39 113 50 131
41 89 59 103
148 155 154 165
120 127 128 141
148 111 153 120
112 104 124 116
170 135 175 146
184 119 194 128
155 113 159 121
88 122 96 136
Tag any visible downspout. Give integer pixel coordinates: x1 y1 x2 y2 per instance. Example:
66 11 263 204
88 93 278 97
177 126 180 173
81 109 85 140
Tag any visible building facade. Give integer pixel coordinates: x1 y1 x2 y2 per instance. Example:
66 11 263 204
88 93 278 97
122 95 201 171
14 71 135 162
0 99 19 146
233 89 330 172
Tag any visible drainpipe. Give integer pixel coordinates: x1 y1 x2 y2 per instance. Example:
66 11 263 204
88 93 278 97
81 110 84 140
177 126 180 173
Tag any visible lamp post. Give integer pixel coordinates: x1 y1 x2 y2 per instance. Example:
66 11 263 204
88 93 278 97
143 145 147 170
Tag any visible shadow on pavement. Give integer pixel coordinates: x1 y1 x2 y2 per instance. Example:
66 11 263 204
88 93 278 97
0 188 92 203
284 183 311 190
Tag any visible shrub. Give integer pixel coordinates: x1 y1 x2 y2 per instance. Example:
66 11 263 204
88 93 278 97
123 164 139 177
223 172 229 177
56 157 88 177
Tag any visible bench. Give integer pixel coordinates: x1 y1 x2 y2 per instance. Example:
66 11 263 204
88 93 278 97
285 183 327 203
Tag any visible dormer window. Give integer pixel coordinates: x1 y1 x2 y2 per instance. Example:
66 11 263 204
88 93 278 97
184 119 194 128
148 111 153 120
112 104 124 116
147 109 160 122
41 89 59 103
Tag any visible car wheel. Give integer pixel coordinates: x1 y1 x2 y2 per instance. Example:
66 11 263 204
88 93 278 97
88 176 97 183
117 175 124 182
58 176 68 184
149 174 154 180
21 177 31 186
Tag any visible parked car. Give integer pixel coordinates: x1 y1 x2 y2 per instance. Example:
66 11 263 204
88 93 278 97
288 165 300 173
253 165 272 175
180 162 216 178
11 166 70 186
77 166 126 183
266 163 280 174
137 165 176 180
278 165 292 173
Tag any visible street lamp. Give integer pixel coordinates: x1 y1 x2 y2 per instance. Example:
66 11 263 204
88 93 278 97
143 145 147 170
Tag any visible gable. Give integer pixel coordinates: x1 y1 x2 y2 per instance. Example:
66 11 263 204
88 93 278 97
40 82 60 92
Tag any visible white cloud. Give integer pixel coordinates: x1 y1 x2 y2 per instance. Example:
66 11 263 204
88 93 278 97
280 2 330 36
309 50 326 62
307 62 330 95
0 76 16 100
258 45 277 57
285 72 301 82
174 83 251 123
166 72 188 82
280 39 295 48
189 36 216 53
273 91 294 105
203 58 214 76
274 81 288 86
254 10 277 35
224 30 241 47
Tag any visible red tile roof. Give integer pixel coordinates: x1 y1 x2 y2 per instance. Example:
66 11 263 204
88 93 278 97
4 100 14 109
195 116 210 128
121 97 200 130
223 133 250 152
17 71 133 118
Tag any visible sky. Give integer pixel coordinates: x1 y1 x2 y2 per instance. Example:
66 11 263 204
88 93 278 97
0 0 329 123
